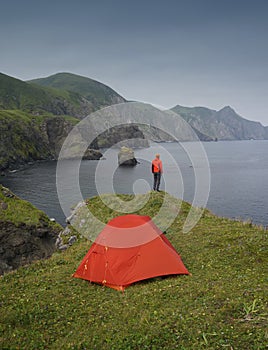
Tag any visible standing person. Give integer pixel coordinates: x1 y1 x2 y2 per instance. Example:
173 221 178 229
151 154 163 191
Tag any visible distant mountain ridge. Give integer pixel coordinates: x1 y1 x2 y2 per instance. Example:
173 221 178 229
171 105 268 140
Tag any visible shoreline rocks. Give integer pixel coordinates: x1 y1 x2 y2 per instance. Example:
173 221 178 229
0 220 61 275
0 185 62 275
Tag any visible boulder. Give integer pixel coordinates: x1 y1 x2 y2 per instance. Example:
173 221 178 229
118 146 138 166
58 244 68 251
82 148 103 160
68 235 77 245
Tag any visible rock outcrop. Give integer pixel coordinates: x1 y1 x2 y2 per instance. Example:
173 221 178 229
95 124 149 149
0 220 60 275
0 185 62 275
0 112 102 171
118 146 138 166
0 111 51 170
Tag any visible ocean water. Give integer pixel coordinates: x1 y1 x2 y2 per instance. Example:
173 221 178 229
1 140 268 227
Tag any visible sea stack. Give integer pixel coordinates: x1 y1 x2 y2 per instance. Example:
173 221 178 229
118 146 138 166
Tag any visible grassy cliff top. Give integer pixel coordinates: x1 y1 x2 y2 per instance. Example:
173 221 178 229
0 192 267 349
0 109 79 124
0 185 61 229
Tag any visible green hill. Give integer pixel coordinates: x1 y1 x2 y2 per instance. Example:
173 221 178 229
29 72 126 110
0 72 94 118
0 192 266 349
171 105 268 140
0 72 127 170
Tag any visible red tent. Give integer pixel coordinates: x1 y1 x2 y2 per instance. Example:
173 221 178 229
73 214 189 290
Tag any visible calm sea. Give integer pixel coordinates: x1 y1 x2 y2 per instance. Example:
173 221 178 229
1 140 268 227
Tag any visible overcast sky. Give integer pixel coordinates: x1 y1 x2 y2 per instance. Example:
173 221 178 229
1 0 267 124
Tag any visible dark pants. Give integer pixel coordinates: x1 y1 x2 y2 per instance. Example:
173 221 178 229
153 172 161 191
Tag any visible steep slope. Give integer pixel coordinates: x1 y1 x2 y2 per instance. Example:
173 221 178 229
0 110 103 171
0 110 52 170
171 104 267 140
0 72 93 118
216 106 267 140
120 103 213 142
0 185 62 274
29 72 126 110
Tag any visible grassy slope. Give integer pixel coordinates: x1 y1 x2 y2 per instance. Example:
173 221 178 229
29 72 126 108
0 109 55 125
0 184 45 225
0 184 62 229
0 72 86 115
0 109 79 127
0 192 267 349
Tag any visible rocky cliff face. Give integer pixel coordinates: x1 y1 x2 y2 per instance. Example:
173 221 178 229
0 111 51 170
96 125 149 148
0 112 150 171
0 185 62 275
41 116 77 157
171 105 268 141
0 73 138 171
215 106 266 140
0 112 102 171
140 124 213 142
0 220 59 275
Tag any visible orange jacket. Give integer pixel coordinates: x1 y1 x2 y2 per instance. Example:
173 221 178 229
152 158 163 173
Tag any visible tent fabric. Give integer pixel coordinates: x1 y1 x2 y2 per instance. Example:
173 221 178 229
73 214 189 290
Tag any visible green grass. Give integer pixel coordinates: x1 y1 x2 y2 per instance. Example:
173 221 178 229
0 192 267 349
29 72 126 108
0 109 79 128
0 72 92 117
0 185 61 230
0 109 79 127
